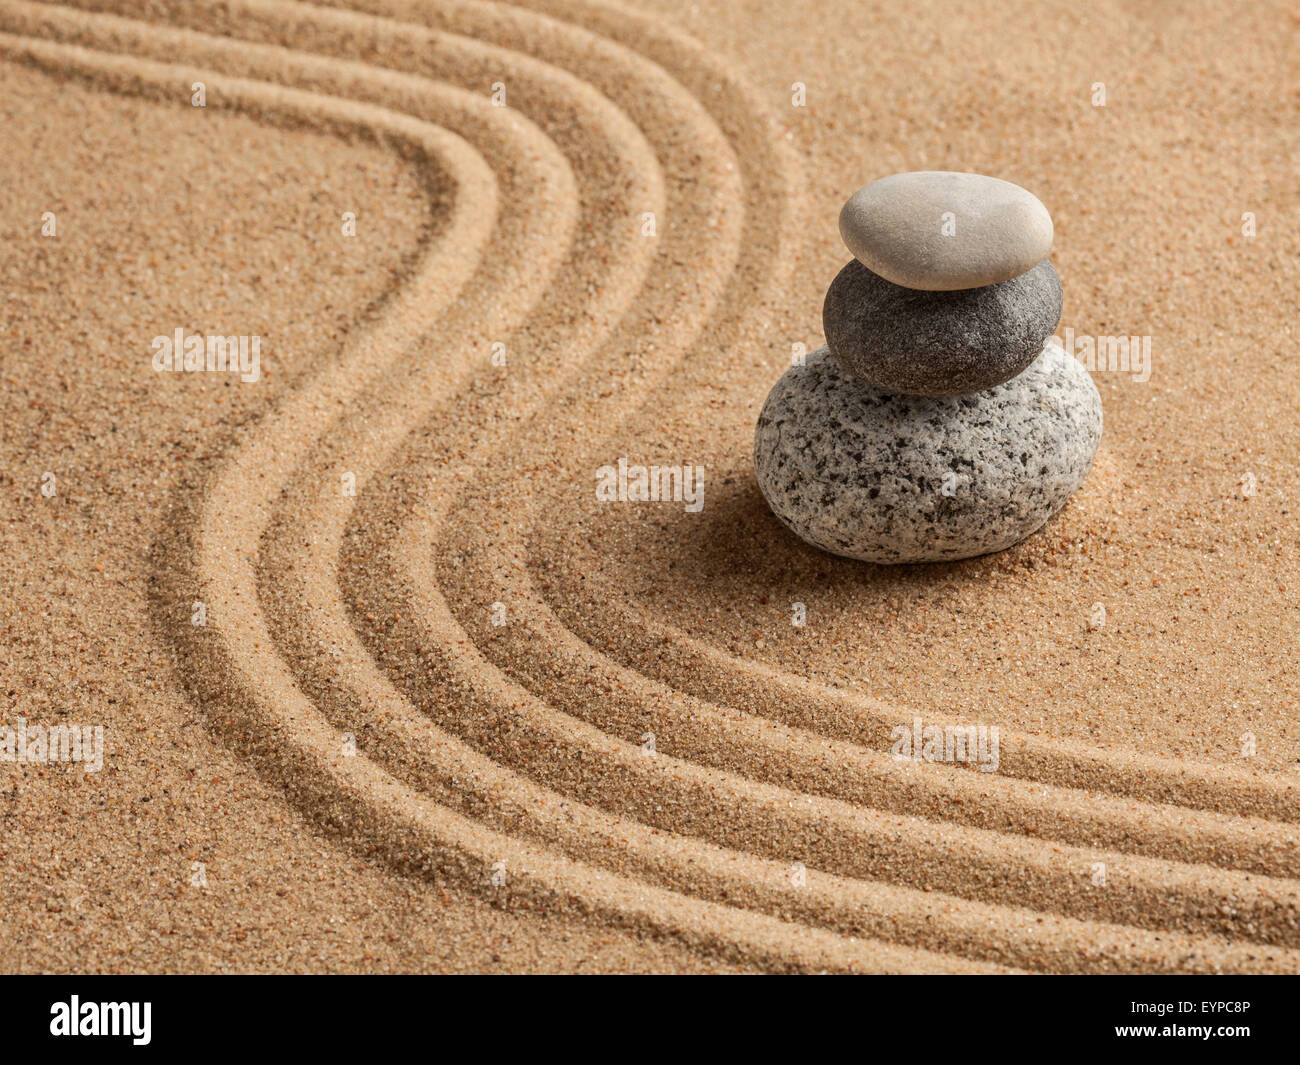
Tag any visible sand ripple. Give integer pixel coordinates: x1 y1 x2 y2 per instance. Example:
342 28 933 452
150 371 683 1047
9 0 1297 971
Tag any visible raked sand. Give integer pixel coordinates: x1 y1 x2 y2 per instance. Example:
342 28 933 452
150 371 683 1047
1 0 1297 973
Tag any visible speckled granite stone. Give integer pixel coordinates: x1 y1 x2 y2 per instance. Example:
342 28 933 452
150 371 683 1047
754 344 1101 563
838 171 1054 291
823 258 1062 397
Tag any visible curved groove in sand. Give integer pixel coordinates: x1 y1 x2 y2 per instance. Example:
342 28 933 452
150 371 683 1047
435 538 1300 878
417 456 1300 876
180 0 1300 957
389 527 1300 948
286 0 1300 820
19 0 1298 971
284 0 1300 948
421 2 1298 819
6 1 1013 972
248 0 1300 962
545 577 1300 813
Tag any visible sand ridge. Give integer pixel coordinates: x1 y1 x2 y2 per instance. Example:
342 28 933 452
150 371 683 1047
3 0 1298 972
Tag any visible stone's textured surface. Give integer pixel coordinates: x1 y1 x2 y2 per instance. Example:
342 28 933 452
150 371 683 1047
823 258 1062 397
754 345 1101 564
839 171 1054 291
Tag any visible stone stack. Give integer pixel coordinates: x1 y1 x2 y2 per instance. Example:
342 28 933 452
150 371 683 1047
754 171 1101 564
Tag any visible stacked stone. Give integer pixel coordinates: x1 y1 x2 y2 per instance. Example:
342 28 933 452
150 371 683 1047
754 171 1102 564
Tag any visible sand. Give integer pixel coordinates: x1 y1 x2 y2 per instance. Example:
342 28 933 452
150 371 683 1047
0 0 1297 974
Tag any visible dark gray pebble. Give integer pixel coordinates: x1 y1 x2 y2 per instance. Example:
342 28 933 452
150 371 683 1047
822 258 1062 397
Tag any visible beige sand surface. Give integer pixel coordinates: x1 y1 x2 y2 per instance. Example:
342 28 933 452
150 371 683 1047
1 0 1297 973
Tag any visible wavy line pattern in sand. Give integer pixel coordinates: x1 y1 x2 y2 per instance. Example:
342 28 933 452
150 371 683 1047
330 0 1300 816
15 0 1299 971
8 0 1003 972
290 0 1300 960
